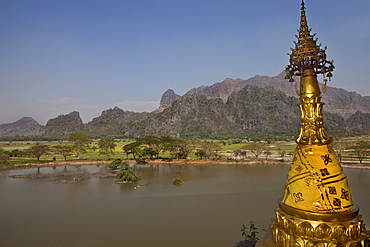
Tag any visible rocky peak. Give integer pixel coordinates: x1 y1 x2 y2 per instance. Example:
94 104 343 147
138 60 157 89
101 106 125 116
44 111 84 136
185 77 245 103
85 107 126 134
85 106 150 135
159 89 181 109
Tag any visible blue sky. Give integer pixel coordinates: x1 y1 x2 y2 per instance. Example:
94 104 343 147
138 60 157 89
1 0 369 125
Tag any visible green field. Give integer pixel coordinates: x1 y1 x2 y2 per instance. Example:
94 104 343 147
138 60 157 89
1 137 369 167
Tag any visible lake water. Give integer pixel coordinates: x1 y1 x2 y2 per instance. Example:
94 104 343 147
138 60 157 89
1 164 369 247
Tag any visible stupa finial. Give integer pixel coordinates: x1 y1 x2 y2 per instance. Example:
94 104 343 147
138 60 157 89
284 0 335 89
283 0 336 145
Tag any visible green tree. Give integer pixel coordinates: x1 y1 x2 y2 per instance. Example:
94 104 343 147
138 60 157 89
195 149 206 159
277 148 286 158
0 153 10 164
122 142 143 159
98 137 116 160
197 141 221 159
26 143 49 161
351 141 370 164
332 131 347 162
264 150 272 160
0 148 10 164
109 158 122 169
68 132 90 159
143 147 157 158
246 143 266 158
234 149 242 159
233 148 247 160
120 161 129 169
138 135 171 158
116 169 139 183
54 145 72 161
10 149 21 157
167 139 194 159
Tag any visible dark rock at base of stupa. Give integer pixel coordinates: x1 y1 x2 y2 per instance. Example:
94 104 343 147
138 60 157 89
233 238 257 247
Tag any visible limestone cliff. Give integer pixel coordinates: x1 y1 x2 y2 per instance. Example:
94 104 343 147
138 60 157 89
180 72 370 118
159 89 181 109
44 111 85 136
86 107 149 135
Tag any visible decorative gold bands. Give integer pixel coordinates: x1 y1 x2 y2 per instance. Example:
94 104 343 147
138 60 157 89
321 176 347 186
286 170 344 187
320 173 342 182
278 198 359 222
286 171 311 186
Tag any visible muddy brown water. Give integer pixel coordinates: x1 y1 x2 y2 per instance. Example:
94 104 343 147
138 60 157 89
1 164 369 247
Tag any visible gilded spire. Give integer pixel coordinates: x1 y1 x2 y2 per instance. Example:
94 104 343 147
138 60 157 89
285 0 335 85
281 0 355 219
299 0 309 38
262 2 370 246
284 0 334 145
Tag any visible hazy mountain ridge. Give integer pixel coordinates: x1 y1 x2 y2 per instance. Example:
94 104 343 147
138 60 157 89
1 73 370 137
120 84 369 138
0 117 44 137
181 72 370 118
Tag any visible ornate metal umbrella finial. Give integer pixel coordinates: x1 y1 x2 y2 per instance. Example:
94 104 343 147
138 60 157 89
285 0 335 92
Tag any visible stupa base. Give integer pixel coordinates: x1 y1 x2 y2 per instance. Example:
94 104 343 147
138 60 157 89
262 205 370 247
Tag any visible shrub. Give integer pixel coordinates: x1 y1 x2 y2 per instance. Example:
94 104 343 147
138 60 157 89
109 159 122 169
120 161 129 169
241 221 259 240
172 178 184 185
116 169 139 183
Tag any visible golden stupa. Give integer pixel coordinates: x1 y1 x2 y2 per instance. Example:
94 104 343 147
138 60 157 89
263 1 370 246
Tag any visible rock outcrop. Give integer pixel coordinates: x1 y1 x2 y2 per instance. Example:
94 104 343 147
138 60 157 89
182 72 370 118
44 111 85 136
86 107 149 135
159 89 181 109
186 77 245 103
